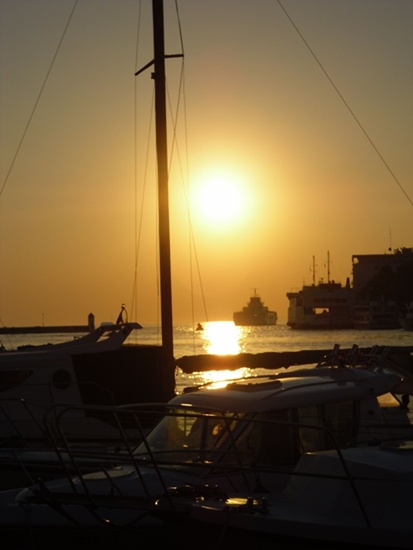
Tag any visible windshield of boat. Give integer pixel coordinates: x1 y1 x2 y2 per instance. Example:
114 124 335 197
132 395 411 473
132 403 357 471
133 408 242 467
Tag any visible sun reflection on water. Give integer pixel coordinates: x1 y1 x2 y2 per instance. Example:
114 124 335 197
195 321 251 388
201 321 245 355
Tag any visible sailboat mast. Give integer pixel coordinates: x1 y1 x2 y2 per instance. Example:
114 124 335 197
152 0 174 367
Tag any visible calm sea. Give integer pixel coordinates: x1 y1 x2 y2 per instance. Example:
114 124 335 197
2 321 413 394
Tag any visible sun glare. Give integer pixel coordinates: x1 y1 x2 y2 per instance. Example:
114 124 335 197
201 321 243 355
194 321 250 389
192 169 249 228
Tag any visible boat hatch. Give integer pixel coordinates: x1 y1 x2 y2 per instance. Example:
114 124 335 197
226 380 283 392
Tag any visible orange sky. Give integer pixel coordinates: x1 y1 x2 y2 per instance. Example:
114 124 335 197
1 0 413 328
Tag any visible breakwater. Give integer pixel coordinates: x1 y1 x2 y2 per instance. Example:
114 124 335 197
0 325 90 334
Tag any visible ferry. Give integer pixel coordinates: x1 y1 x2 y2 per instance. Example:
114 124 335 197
233 290 277 326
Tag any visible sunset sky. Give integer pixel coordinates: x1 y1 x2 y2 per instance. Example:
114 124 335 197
1 0 413 328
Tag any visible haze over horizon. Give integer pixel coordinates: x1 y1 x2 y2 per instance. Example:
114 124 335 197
1 0 413 328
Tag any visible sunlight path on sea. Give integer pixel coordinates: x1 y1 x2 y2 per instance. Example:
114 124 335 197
169 321 413 394
169 321 413 358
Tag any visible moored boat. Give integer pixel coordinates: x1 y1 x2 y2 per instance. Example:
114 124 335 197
152 348 413 549
0 318 177 448
0 344 412 549
287 280 354 329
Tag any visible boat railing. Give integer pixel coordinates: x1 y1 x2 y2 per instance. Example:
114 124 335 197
47 400 413 467
17 401 413 529
0 397 57 446
317 343 391 368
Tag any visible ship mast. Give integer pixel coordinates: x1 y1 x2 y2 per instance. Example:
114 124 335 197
136 0 182 393
152 0 173 371
327 250 330 283
312 256 316 286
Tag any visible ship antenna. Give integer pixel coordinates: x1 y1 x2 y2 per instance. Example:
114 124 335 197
327 250 330 283
312 256 316 286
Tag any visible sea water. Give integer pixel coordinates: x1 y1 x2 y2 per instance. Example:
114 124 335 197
3 321 413 394
3 321 412 355
171 321 413 392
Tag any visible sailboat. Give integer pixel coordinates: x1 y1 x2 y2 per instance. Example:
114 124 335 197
0 0 177 452
0 0 179 486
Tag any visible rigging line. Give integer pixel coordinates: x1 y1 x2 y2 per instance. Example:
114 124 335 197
174 0 186 56
131 1 159 341
132 90 155 318
165 5 185 178
132 1 160 340
172 3 210 329
176 0 208 325
0 0 79 200
168 75 209 325
166 10 209 327
189 218 209 322
131 0 144 326
276 0 413 209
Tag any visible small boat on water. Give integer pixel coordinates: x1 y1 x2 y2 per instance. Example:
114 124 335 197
233 290 277 326
0 344 412 550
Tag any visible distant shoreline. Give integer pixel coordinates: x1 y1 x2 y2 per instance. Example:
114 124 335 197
0 326 89 334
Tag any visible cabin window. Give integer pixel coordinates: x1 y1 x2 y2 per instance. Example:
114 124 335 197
297 406 326 452
218 410 298 468
221 403 356 468
297 401 355 452
52 369 72 390
252 410 297 466
324 401 356 447
185 414 232 461
134 409 240 465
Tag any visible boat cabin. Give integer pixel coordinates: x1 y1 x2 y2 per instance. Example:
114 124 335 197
134 364 409 479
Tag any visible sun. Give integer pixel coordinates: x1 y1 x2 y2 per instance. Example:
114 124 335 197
192 168 249 228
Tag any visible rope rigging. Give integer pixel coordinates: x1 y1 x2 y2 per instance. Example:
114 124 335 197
276 0 413 209
131 0 209 343
0 0 80 200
